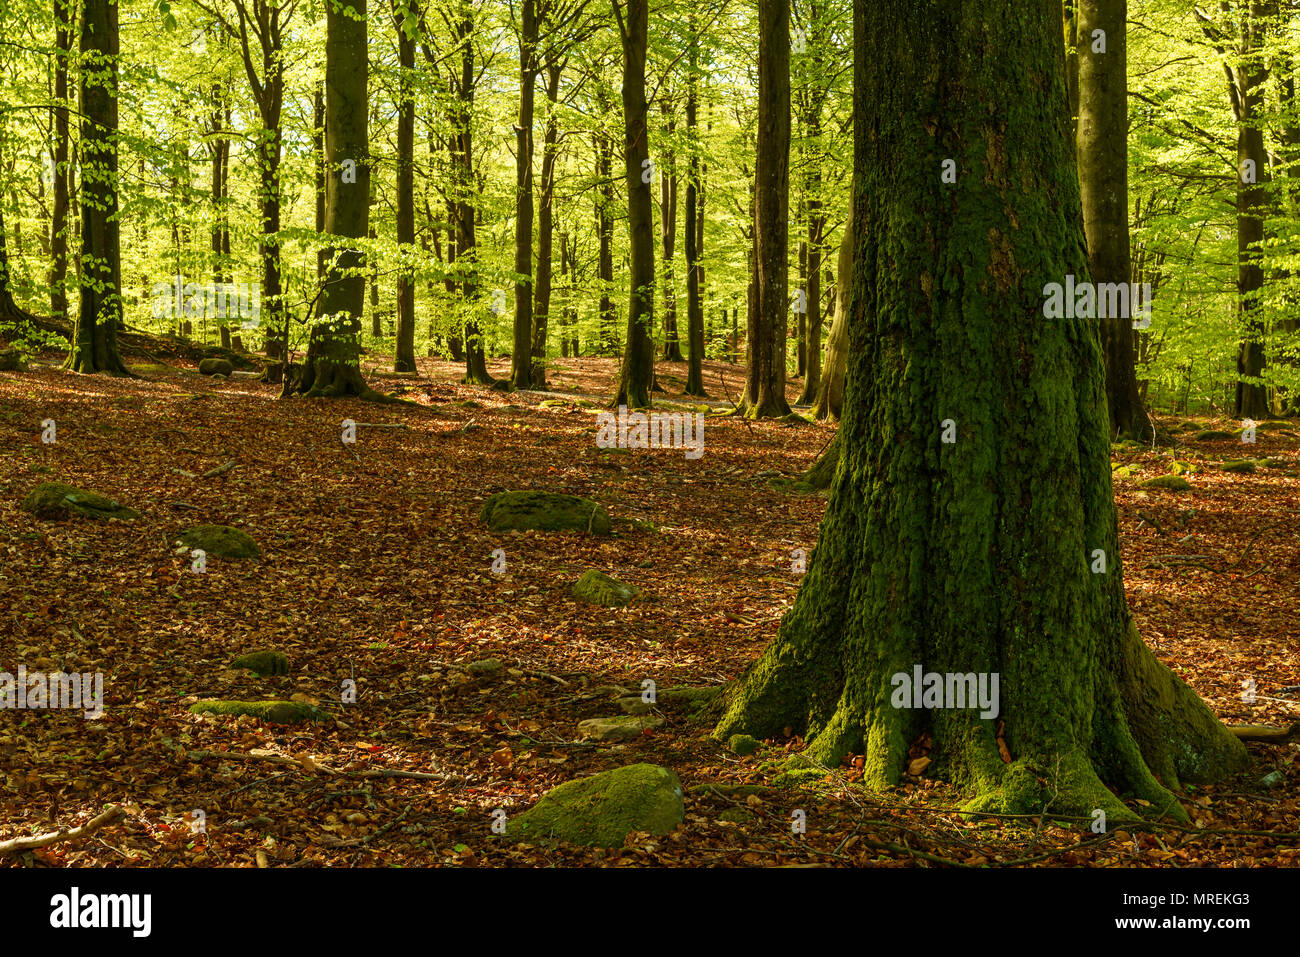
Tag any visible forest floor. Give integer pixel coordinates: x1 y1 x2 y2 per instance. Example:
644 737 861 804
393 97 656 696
0 350 1297 868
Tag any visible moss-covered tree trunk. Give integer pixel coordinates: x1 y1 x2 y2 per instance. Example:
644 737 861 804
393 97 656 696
715 0 1247 820
613 0 655 409
293 0 374 398
65 0 130 375
1077 0 1152 441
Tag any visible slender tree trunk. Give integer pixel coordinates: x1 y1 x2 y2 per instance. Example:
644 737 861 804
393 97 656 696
511 0 539 389
455 13 493 386
811 222 850 420
661 99 683 361
714 0 1246 819
596 131 617 355
614 0 655 407
1077 0 1152 440
531 61 563 386
684 23 706 397
50 0 72 322
65 0 128 374
392 0 417 371
797 205 823 405
746 0 792 417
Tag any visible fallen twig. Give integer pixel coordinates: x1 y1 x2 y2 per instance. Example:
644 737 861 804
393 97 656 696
0 805 127 855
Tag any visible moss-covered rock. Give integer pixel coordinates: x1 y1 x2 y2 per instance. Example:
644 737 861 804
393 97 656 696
1111 464 1139 479
480 490 611 535
577 715 664 741
1139 474 1192 492
466 657 503 675
1169 460 1197 475
508 763 684 847
231 650 290 677
572 570 639 607
728 733 762 756
198 357 234 377
1219 459 1258 474
1193 429 1234 442
656 686 722 712
20 482 140 521
176 524 259 559
189 700 327 724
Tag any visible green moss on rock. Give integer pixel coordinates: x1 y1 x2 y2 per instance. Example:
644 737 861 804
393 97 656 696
1111 465 1139 479
1139 474 1192 492
176 524 260 559
198 358 234 377
1219 459 1258 474
572 570 640 607
717 807 755 824
1193 430 1234 442
728 733 762 756
577 715 665 741
21 482 140 521
231 650 290 677
466 657 503 675
508 763 684 847
189 700 326 724
480 491 611 535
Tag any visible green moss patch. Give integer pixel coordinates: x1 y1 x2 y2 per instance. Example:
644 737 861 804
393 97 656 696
20 482 140 521
189 700 327 724
1193 430 1234 442
481 491 610 534
577 715 665 741
572 570 640 607
507 764 684 847
176 524 260 559
198 357 234 377
728 733 762 756
1219 459 1259 474
1139 474 1192 492
231 650 290 677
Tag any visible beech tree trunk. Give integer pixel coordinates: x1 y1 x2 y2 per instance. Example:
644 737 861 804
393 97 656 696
292 0 374 398
511 0 539 389
393 0 417 372
810 223 850 421
745 0 792 417
714 0 1246 819
65 0 129 374
1077 0 1153 441
684 21 706 397
613 0 655 408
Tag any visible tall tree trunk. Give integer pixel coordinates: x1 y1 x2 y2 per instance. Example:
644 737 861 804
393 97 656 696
455 12 494 385
596 131 617 355
613 0 654 407
65 0 128 373
393 0 417 372
1077 0 1152 440
684 21 706 397
714 0 1246 819
50 0 72 322
796 204 823 405
511 0 539 389
746 0 792 417
531 60 562 387
0 201 35 321
1064 0 1080 136
661 99 683 361
292 0 375 398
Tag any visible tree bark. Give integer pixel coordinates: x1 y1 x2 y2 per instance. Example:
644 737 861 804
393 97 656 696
49 0 73 323
510 0 539 388
613 0 655 408
1077 0 1153 441
661 99 683 361
596 129 617 355
714 0 1246 819
811 218 850 420
292 0 375 398
746 0 793 417
65 0 129 374
393 0 418 373
684 21 706 397
531 59 563 387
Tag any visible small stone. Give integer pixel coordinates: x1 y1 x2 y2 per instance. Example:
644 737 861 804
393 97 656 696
20 482 140 521
717 807 754 824
189 700 326 724
466 658 503 675
480 490 611 535
728 733 762 756
507 763 684 847
572 570 640 607
1138 474 1192 492
176 524 260 559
